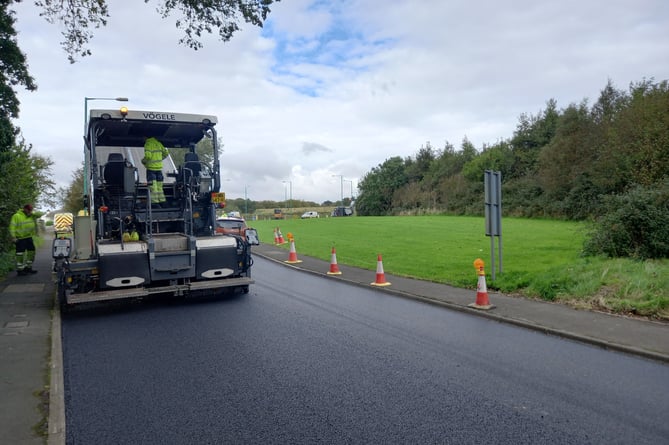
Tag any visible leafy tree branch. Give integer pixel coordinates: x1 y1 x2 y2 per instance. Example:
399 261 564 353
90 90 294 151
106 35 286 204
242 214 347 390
33 0 279 63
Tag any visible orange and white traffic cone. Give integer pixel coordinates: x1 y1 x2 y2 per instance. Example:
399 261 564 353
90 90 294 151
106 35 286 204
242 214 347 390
370 254 391 286
273 228 280 245
468 258 494 310
327 246 342 275
284 239 302 264
277 228 285 245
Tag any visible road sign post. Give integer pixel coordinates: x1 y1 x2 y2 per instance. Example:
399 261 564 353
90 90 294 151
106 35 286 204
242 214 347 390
484 170 503 280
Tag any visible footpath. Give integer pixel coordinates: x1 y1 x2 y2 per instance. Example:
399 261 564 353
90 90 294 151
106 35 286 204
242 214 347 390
0 229 63 445
0 237 667 444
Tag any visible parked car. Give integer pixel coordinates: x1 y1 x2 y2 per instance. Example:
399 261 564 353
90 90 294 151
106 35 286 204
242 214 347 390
301 211 319 219
331 206 353 217
215 217 260 244
215 216 248 239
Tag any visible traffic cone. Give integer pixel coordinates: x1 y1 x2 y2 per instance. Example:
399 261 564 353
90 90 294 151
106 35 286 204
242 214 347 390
273 228 280 245
327 247 342 275
285 239 302 264
370 254 391 286
468 258 495 310
277 228 285 244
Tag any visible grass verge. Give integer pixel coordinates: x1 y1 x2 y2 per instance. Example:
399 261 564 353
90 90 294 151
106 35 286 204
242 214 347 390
250 216 668 320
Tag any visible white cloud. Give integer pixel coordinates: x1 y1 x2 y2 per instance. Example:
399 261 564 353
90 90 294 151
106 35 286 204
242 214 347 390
11 0 669 206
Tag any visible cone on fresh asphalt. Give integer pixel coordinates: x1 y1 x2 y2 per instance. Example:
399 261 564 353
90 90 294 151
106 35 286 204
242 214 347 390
370 254 391 286
327 246 342 275
468 258 495 310
284 239 302 264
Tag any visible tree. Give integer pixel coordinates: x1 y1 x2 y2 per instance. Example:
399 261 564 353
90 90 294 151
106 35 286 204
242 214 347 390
404 143 435 183
356 156 407 216
0 4 53 257
461 141 513 183
60 165 84 214
591 79 627 125
586 80 629 196
533 101 602 218
34 0 280 63
0 1 37 156
425 141 457 183
509 99 559 178
612 79 669 188
0 137 54 245
537 101 595 199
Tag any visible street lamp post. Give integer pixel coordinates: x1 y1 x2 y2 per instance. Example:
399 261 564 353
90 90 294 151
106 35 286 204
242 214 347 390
344 179 354 202
244 185 249 215
283 183 287 205
332 174 344 205
82 96 129 201
282 180 292 212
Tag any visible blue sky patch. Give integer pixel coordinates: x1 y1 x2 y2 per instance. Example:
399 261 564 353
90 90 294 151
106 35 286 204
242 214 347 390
263 2 394 96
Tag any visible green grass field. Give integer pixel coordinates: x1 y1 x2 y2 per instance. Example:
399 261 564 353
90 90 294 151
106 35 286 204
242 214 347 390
251 216 669 320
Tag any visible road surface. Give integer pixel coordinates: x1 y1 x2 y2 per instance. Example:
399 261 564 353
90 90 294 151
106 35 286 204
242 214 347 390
61 257 669 444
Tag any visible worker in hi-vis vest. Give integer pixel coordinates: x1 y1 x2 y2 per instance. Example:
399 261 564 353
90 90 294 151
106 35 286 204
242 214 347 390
142 136 169 206
9 204 38 275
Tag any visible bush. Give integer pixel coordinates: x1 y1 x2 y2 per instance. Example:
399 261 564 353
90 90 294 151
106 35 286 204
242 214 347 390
0 251 15 275
583 182 669 259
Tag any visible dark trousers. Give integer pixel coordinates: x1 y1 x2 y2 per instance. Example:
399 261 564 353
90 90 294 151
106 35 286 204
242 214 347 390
15 237 36 270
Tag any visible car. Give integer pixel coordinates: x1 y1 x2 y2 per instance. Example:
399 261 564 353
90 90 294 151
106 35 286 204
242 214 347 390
331 206 353 217
212 216 260 245
301 211 319 219
215 216 248 239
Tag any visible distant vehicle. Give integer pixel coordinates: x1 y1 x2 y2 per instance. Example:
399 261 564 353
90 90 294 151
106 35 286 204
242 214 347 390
331 206 353 217
301 211 319 219
227 211 241 218
273 208 283 219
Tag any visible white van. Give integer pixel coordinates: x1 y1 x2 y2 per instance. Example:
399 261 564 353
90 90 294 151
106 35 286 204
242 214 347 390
301 211 319 219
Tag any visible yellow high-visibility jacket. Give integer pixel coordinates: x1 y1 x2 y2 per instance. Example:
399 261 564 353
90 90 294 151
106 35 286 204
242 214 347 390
10 209 37 240
142 137 168 171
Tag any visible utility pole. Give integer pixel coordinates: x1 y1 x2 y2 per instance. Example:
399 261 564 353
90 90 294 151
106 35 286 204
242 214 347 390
332 174 344 204
245 185 249 215
282 180 292 212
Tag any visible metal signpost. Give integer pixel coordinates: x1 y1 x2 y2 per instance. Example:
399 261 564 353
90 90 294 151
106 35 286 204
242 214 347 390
484 170 503 280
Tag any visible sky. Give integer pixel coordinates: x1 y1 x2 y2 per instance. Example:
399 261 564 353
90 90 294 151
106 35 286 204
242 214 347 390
11 0 669 207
